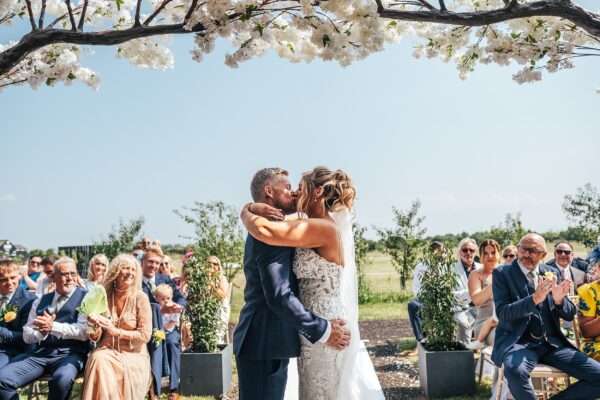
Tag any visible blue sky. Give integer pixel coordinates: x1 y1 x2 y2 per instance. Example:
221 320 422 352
1 27 599 249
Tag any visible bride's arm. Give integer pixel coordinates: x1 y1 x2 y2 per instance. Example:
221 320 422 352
241 204 336 248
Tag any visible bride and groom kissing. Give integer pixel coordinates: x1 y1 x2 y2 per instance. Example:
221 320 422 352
233 167 384 400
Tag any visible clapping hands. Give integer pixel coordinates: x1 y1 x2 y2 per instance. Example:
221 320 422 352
88 313 119 337
532 275 572 305
33 311 55 335
161 301 183 314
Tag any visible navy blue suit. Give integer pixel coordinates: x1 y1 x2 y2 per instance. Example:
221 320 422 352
142 273 186 395
0 287 36 368
0 288 89 400
233 235 328 400
492 261 600 400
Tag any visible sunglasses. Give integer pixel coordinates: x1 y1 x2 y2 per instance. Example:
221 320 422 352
556 249 572 256
503 254 517 259
30 261 40 265
461 248 476 254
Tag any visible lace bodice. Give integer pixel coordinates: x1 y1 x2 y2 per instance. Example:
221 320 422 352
293 248 344 320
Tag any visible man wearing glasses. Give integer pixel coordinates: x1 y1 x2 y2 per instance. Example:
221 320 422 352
452 238 481 345
0 257 89 400
547 241 586 294
491 233 600 400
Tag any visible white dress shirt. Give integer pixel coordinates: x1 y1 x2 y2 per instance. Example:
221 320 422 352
412 262 428 297
23 289 88 344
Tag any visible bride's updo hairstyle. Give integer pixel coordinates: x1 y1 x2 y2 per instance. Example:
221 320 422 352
297 166 356 215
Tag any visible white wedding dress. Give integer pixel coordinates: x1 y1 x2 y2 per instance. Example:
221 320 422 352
284 208 385 400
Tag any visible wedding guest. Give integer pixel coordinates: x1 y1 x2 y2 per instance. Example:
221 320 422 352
0 257 89 400
154 284 181 398
491 233 600 400
141 245 186 400
408 241 444 342
35 256 57 297
208 255 231 344
159 255 174 279
0 259 36 368
82 254 152 400
85 254 108 290
547 241 586 293
501 245 518 265
453 238 481 345
577 257 600 360
19 255 43 291
466 239 501 350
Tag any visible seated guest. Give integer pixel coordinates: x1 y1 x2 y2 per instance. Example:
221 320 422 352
84 254 108 290
0 257 89 400
154 284 181 399
408 241 444 343
467 239 501 350
501 245 518 265
159 256 174 279
19 256 43 292
492 233 600 400
577 256 600 360
453 238 481 345
82 254 152 400
141 246 186 400
547 241 586 293
35 256 56 297
0 260 36 368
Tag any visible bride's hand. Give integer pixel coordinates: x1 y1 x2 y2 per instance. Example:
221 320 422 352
248 203 285 221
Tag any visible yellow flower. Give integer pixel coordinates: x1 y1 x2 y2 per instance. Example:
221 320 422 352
3 311 16 323
152 329 166 345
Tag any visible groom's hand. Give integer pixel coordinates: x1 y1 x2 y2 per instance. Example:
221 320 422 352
326 319 351 350
249 203 285 221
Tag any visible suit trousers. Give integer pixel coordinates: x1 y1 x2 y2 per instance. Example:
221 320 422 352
0 350 85 400
503 342 600 400
165 328 181 392
236 357 289 400
407 299 423 342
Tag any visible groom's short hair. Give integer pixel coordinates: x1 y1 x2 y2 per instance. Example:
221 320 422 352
251 167 289 202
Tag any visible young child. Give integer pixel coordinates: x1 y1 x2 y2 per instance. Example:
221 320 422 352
154 284 181 399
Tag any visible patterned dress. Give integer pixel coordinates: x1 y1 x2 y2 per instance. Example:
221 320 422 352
294 248 344 400
578 281 600 360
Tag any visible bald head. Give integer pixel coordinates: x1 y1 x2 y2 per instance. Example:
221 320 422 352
517 233 547 270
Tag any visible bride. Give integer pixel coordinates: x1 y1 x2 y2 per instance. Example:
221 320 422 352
241 166 384 400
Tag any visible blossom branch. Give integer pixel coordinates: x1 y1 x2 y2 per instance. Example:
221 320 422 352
65 0 77 31
134 0 143 26
39 0 47 29
24 0 37 30
78 0 89 30
375 0 600 38
143 0 174 25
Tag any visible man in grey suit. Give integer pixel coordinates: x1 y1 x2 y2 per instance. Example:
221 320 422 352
452 237 481 345
233 168 350 400
547 241 587 294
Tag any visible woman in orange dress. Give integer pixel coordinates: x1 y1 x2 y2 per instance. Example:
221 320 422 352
82 254 152 400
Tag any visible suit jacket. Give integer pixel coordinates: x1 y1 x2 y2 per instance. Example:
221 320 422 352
452 260 481 310
142 273 187 308
233 235 328 360
491 261 576 366
546 260 586 292
0 286 36 353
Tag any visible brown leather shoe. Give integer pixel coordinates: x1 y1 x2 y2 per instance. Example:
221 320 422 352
167 392 179 400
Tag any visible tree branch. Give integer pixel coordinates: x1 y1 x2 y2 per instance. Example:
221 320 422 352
134 0 143 26
39 0 47 29
78 0 89 30
0 23 207 77
65 0 77 31
184 0 199 24
24 0 37 30
376 0 600 38
144 0 173 25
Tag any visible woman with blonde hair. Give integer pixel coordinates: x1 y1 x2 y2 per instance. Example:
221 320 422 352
85 254 109 290
207 255 231 344
241 166 383 400
82 254 152 400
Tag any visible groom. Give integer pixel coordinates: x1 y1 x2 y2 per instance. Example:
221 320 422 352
233 167 351 400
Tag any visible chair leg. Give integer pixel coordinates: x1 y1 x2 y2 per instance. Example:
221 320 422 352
495 366 504 400
478 353 485 384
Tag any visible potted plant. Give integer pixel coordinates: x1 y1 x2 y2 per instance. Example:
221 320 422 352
417 246 475 398
179 252 233 397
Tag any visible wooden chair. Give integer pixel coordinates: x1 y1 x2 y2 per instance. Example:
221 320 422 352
494 296 581 400
23 375 83 400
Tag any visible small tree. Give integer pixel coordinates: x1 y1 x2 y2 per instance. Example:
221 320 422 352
175 201 245 283
353 223 372 304
419 247 458 351
183 252 222 353
488 213 528 247
93 217 145 259
563 183 600 247
377 200 427 290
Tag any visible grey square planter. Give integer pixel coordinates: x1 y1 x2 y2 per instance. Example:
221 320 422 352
180 343 233 396
418 342 475 398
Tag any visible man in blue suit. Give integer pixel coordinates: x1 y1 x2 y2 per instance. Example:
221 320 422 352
233 167 351 400
141 246 187 400
492 233 600 400
0 260 36 368
0 257 89 400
